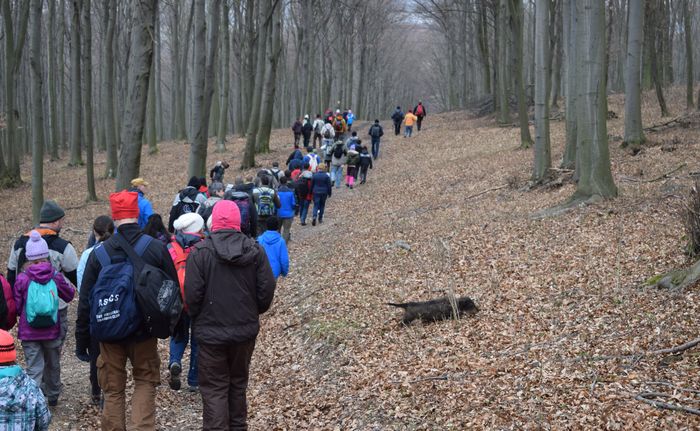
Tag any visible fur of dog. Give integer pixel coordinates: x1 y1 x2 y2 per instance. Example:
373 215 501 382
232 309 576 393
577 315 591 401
388 296 478 324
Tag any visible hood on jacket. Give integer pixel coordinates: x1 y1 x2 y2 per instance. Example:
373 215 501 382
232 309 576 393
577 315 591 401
208 230 258 265
22 261 54 284
175 232 204 249
258 230 282 247
180 186 199 203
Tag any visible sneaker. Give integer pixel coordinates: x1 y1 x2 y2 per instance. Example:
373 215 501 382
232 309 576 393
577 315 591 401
300 222 307 226
169 362 182 391
312 219 316 226
318 218 323 224
48 399 58 407
187 385 200 393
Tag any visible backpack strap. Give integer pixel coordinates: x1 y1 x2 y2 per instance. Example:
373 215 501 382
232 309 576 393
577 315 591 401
94 244 112 268
114 234 153 274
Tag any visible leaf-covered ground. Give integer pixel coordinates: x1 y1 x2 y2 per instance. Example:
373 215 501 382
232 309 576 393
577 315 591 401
1 88 700 429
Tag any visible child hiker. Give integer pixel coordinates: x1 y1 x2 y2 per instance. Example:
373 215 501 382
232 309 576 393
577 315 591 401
13 231 75 407
358 145 373 184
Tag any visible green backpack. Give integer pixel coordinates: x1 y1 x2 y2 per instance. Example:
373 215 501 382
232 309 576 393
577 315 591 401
26 279 59 328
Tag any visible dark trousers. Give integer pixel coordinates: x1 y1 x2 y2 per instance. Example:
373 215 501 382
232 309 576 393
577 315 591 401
293 133 301 148
313 133 322 148
393 122 401 135
312 194 327 221
417 116 424 131
303 133 311 147
199 340 256 431
360 166 369 183
89 337 101 397
371 137 380 159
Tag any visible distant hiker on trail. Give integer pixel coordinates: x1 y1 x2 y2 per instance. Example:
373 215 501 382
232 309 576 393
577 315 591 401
0 330 52 431
321 138 334 172
330 140 347 189
358 145 373 184
345 144 360 189
14 231 75 408
346 109 355 132
404 110 417 138
368 119 384 159
302 115 314 148
257 216 289 279
129 178 154 230
167 212 205 393
269 162 284 183
143 213 171 245
312 114 325 148
295 169 314 226
76 191 180 431
286 147 304 171
291 118 303 148
345 131 360 151
276 176 296 242
333 110 347 142
197 182 225 223
253 176 281 235
413 101 427 131
224 186 258 238
209 160 229 183
311 165 332 225
169 176 207 232
183 200 275 430
391 106 405 136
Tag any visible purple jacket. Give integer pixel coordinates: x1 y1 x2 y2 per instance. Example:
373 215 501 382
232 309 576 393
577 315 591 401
14 262 75 341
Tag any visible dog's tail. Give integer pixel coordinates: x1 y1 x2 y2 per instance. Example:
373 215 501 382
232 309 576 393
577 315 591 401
387 302 408 308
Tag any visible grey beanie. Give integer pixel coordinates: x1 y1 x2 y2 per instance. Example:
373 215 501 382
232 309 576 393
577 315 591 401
40 200 65 223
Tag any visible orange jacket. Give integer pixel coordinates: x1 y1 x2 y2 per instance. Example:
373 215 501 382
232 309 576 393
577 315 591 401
404 113 417 126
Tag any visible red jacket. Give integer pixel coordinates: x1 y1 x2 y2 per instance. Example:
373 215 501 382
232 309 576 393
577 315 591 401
1 275 16 330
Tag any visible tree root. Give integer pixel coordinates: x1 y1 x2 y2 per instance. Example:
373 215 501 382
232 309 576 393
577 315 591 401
645 258 700 291
621 163 686 183
635 392 700 416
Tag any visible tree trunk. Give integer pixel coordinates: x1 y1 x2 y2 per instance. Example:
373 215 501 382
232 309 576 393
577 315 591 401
510 0 533 149
683 0 694 109
533 0 551 182
561 0 577 169
30 0 44 221
115 0 156 191
572 0 617 201
68 0 83 166
146 59 157 154
256 0 282 153
496 0 510 124
48 0 60 161
624 0 646 146
175 1 195 141
103 0 117 178
82 0 97 201
216 0 230 153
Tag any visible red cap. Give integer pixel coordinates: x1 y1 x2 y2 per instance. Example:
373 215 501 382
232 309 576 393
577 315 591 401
211 200 241 232
110 191 139 221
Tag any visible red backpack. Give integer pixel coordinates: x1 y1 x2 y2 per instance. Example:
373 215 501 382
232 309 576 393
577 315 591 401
167 241 191 312
416 104 424 116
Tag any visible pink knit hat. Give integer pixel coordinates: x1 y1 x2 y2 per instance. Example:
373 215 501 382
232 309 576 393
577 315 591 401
211 200 241 232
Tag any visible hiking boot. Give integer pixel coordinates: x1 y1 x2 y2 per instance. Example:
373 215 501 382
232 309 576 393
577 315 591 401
188 385 200 393
169 362 182 391
312 218 316 226
300 222 307 226
91 393 102 407
318 218 323 224
48 399 58 407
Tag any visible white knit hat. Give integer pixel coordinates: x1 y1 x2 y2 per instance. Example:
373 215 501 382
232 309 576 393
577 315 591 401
173 212 204 233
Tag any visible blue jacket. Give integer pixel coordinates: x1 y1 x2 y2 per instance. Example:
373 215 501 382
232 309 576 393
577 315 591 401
277 186 296 219
311 172 332 196
136 191 154 229
257 231 289 278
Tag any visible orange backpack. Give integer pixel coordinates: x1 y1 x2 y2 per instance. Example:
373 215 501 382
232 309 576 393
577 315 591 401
167 240 190 312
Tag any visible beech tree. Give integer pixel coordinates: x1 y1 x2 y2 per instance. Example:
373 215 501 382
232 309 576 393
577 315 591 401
532 0 551 183
623 0 645 147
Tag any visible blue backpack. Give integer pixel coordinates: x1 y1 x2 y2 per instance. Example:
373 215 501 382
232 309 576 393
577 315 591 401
26 279 59 328
89 236 151 342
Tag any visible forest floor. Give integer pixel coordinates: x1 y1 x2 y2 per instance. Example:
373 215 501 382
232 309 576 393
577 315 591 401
2 87 700 429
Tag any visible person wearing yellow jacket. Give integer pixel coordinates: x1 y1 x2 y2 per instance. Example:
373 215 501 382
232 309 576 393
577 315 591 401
403 110 418 138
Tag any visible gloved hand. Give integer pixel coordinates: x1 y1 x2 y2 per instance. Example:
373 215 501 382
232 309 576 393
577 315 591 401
75 338 90 362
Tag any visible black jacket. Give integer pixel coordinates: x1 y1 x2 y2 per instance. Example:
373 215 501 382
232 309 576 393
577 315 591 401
311 172 332 196
75 224 179 349
184 230 275 344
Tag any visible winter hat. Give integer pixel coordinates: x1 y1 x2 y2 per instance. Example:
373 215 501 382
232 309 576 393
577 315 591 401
216 160 222 166
0 330 16 364
109 191 139 221
266 216 280 231
130 177 149 187
304 114 309 119
25 230 49 261
173 213 204 234
211 200 241 232
39 200 65 223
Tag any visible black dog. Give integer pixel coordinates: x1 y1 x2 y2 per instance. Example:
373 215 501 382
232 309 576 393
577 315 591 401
388 296 478 324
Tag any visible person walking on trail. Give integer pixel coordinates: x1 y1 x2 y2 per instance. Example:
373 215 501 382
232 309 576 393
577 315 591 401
368 119 384 160
346 109 355 132
0 330 52 431
295 169 314 226
197 182 225 223
276 177 296 242
76 191 180 431
311 165 332 225
404 109 418 138
291 118 303 148
330 140 347 189
303 146 321 173
257 216 289 279
345 144 360 189
209 160 230 183
332 110 347 142
413 101 427 131
312 114 325 148
253 176 281 235
224 187 259 239
286 147 304 171
301 115 314 148
184 200 275 430
169 176 208 232
345 131 360 151
14 231 75 408
358 145 373 184
167 213 205 393
391 106 405 136
128 178 154 230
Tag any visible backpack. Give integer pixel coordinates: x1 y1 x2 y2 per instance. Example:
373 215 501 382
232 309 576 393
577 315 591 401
333 144 344 159
333 118 344 132
314 121 323 134
370 125 382 138
167 241 191 312
90 238 150 341
256 188 276 217
323 127 332 139
25 279 59 328
226 191 253 236
115 234 182 340
416 104 424 116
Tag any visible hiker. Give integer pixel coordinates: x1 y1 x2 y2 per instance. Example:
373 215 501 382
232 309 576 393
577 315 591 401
234 176 256 202
277 177 296 242
312 114 324 148
77 215 114 405
143 213 171 245
391 106 405 136
368 119 384 159
224 187 259 238
404 110 418 138
346 109 355 132
209 161 229 183
14 231 75 407
311 165 332 225
413 101 427 131
0 273 16 330
76 191 179 431
330 140 347 189
169 177 207 232
197 182 225 222
345 131 360 151
269 162 284 183
302 115 314 148
257 168 280 190
0 330 52 430
167 213 205 393
332 111 347 142
345 143 360 189
198 177 209 199
291 118 303 148
184 201 275 430
129 178 154 230
303 146 321 173
358 145 373 184
257 216 289 279
253 176 281 235
294 169 313 226
286 147 304 171
321 138 334 172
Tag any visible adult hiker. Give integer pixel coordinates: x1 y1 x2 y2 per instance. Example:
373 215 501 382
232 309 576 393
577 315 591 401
291 118 303 148
286 147 304 172
184 200 275 430
277 177 296 242
301 115 314 148
294 169 313 226
75 191 180 431
368 119 384 159
257 216 289 279
413 101 427 131
253 176 281 235
391 106 405 136
404 109 418 138
303 146 321 173
346 109 355 132
311 165 332 225
129 178 154 230
197 182 225 223
224 187 258 238
332 110 347 142
330 140 347 189
167 213 205 392
358 145 373 184
345 131 360 151
269 162 284 183
169 177 207 232
312 114 325 148
209 160 229 183
143 214 171 245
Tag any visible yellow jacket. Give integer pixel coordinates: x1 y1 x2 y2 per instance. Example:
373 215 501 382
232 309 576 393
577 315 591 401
404 113 417 126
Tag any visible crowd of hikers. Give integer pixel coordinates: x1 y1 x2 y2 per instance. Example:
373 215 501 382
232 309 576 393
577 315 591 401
0 102 426 431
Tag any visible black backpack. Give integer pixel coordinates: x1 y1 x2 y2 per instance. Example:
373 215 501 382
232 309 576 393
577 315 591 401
115 234 183 339
333 144 344 159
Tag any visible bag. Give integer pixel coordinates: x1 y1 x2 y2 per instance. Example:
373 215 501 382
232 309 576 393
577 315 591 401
314 121 323 134
90 238 150 341
416 104 424 116
323 128 332 139
116 234 182 340
257 188 276 217
234 196 252 236
324 143 334 157
25 279 59 328
167 241 190 312
333 118 344 133
333 144 344 159
370 125 382 138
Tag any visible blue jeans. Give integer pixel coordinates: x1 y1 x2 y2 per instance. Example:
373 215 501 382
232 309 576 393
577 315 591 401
404 125 413 137
371 137 380 159
331 165 344 188
300 200 311 224
169 314 198 387
313 194 327 221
